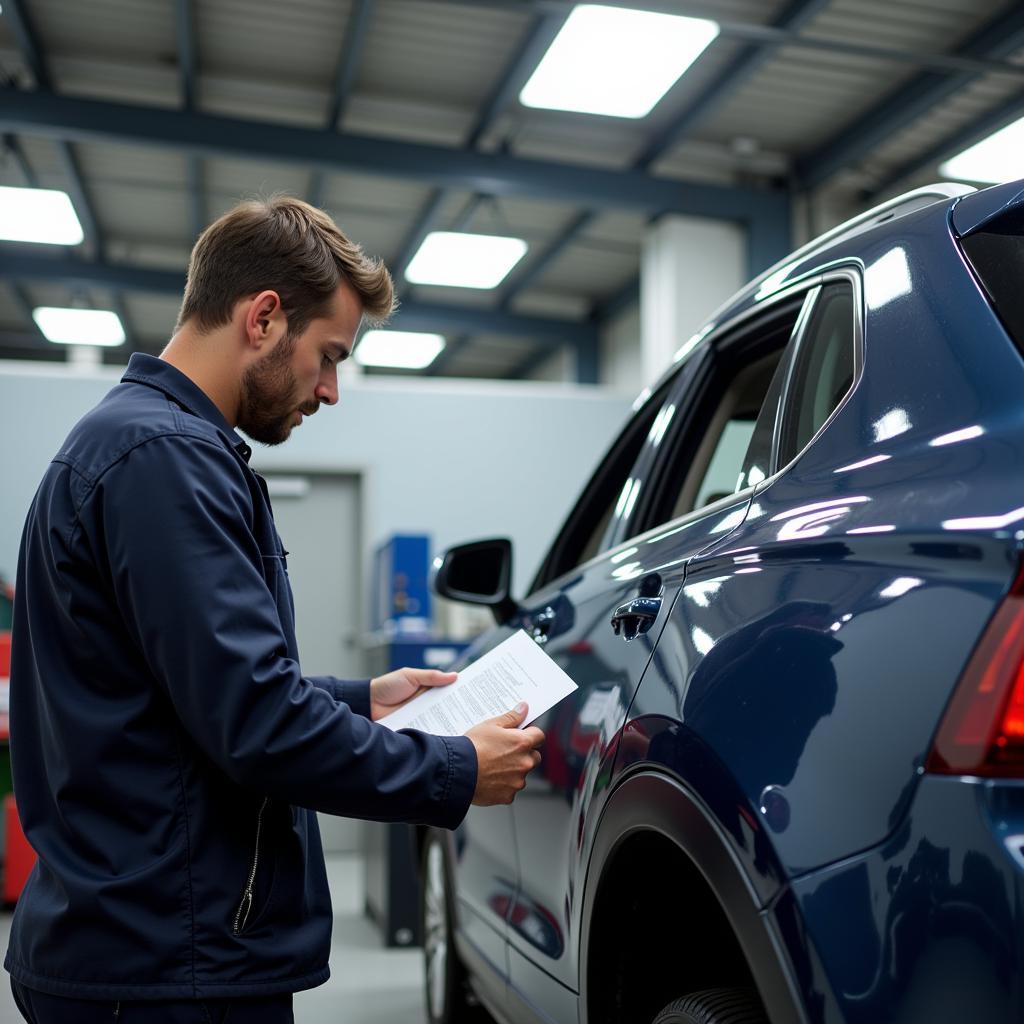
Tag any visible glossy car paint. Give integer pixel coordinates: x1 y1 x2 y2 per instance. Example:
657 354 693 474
441 181 1024 1024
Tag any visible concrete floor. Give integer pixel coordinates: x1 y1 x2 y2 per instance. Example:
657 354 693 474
0 854 427 1023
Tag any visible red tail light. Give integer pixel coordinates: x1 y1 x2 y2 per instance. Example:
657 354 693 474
928 569 1024 776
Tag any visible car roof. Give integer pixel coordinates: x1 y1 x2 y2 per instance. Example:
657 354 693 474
722 182 980 326
634 181 982 412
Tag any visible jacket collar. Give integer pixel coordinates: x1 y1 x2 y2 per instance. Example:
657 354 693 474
121 352 253 463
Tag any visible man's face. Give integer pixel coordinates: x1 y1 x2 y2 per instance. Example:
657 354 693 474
238 282 361 446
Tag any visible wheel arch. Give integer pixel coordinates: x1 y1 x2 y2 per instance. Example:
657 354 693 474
578 770 809 1024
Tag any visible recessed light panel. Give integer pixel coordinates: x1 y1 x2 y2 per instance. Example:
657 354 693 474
355 330 445 369
32 307 126 347
0 187 84 245
405 232 528 289
520 5 719 119
939 115 1024 184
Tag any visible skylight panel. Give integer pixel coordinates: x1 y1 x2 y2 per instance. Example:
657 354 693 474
519 5 719 119
405 232 528 289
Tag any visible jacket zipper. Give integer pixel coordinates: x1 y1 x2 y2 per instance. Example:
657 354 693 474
232 797 269 935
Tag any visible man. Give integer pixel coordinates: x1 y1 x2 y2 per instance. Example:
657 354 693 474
5 196 544 1023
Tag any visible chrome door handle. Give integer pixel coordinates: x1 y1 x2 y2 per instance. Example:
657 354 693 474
529 606 557 645
610 596 662 641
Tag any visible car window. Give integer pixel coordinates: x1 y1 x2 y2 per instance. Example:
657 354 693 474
777 282 856 466
530 383 673 592
959 209 1024 355
642 299 805 529
668 347 790 520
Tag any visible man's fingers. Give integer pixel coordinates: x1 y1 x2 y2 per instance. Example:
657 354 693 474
492 702 529 728
521 725 545 748
406 669 458 687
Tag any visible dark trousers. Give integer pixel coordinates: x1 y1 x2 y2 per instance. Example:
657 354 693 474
10 979 294 1023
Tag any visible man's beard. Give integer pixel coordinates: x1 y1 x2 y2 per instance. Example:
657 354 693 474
237 332 316 446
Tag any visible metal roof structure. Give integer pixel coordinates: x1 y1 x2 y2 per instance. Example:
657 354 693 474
1 0 1022 379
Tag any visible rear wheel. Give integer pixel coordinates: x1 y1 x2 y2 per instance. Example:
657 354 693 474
651 987 768 1024
421 830 487 1024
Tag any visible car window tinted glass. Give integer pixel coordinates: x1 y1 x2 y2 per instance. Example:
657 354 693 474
778 282 855 466
669 347 787 521
531 387 669 591
960 212 1024 354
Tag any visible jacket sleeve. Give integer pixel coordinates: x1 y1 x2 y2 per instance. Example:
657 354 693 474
95 433 476 828
307 676 372 718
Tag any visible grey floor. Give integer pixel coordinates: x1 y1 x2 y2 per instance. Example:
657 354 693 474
0 854 427 1023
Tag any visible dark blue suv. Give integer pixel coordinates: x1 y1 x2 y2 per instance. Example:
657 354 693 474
420 178 1024 1024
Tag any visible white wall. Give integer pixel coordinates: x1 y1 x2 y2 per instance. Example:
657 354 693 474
0 362 631 623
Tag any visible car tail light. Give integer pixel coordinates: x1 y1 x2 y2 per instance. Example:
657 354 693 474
928 568 1024 776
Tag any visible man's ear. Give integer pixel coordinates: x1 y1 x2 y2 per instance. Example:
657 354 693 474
244 290 285 351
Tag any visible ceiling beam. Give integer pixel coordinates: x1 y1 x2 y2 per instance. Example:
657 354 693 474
0 90 787 222
1 134 37 186
4 0 51 90
440 1 1024 78
309 0 375 210
796 2 1024 191
0 248 596 347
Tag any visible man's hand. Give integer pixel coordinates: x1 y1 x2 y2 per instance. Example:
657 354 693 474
466 703 545 806
370 667 458 722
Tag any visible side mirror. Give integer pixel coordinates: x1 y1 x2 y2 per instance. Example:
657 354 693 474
433 538 518 625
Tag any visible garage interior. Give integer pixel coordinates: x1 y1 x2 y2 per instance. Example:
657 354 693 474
0 0 1022 1020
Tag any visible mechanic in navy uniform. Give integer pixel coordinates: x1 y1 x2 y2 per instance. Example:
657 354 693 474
4 196 544 1023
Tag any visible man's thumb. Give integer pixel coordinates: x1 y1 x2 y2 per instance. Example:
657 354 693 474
499 701 528 727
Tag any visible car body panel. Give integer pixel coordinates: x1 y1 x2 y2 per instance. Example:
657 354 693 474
437 178 1024 1023
506 494 754 1014
785 774 1024 1022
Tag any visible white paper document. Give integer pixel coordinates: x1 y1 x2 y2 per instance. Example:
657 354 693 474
378 629 578 736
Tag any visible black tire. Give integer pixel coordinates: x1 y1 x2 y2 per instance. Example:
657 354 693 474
420 830 489 1024
651 987 769 1024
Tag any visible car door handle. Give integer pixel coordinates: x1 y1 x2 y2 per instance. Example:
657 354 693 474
610 597 662 641
528 606 557 645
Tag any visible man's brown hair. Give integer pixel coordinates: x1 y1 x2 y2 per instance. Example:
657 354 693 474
176 195 395 336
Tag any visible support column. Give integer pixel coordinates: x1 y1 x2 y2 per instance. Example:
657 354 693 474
640 215 746 386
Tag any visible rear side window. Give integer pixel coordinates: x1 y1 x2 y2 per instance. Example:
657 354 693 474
960 212 1024 350
778 282 856 466
644 300 805 527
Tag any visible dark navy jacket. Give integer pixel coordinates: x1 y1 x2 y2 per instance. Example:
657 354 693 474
5 353 477 999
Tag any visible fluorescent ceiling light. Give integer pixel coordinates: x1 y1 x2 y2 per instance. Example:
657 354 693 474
405 232 528 289
355 330 445 369
520 5 719 118
939 115 1024 184
33 307 126 347
0 186 84 245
